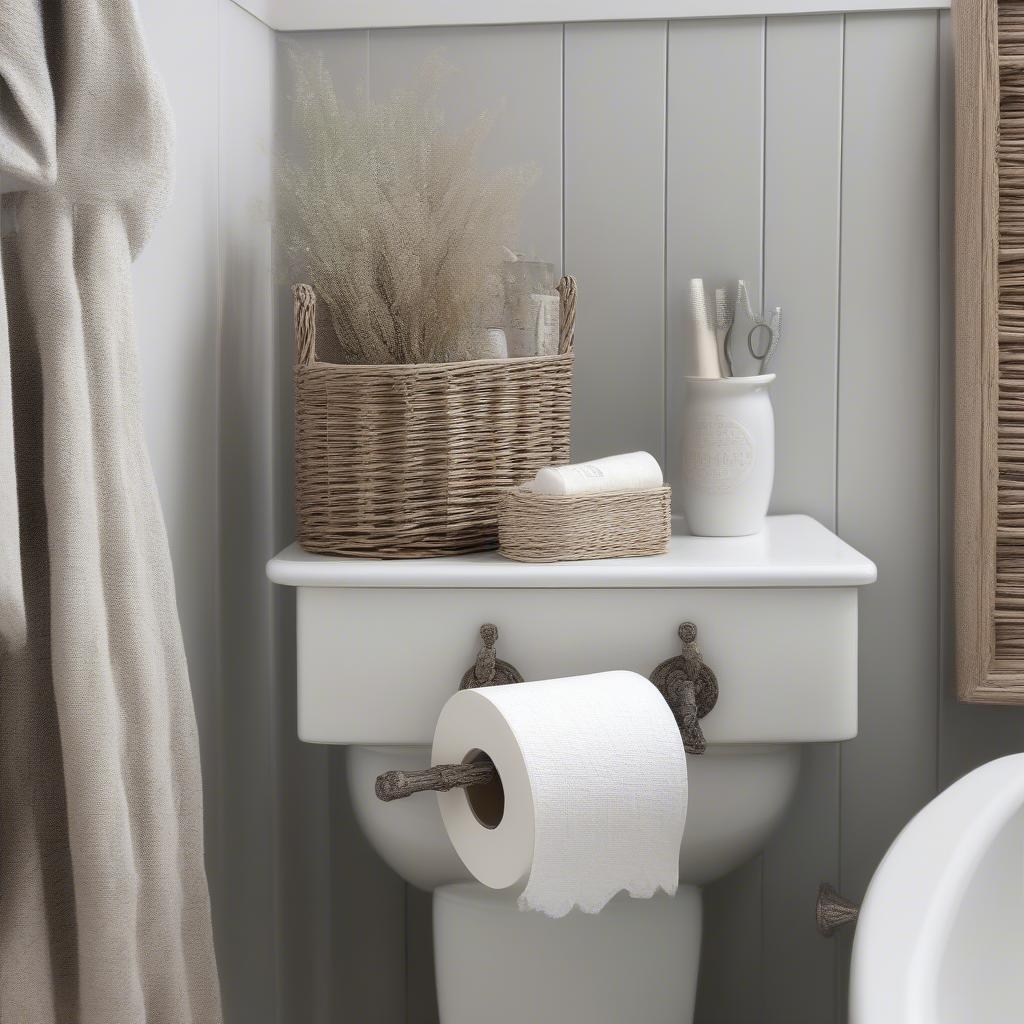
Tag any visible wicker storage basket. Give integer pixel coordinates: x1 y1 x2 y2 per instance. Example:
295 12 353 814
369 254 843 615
498 485 672 563
292 278 576 558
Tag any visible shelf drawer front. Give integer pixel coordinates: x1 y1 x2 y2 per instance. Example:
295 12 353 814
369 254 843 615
296 586 858 744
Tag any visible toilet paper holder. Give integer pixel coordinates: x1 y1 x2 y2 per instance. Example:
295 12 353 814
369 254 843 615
374 621 718 802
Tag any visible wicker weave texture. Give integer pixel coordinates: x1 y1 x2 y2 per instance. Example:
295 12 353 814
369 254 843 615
995 5 1024 662
293 281 575 558
498 485 672 563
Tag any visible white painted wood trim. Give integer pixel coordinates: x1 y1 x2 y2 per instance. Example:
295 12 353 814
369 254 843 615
228 0 275 27
231 0 948 33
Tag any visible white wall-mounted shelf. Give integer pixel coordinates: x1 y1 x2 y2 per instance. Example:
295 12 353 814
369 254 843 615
267 514 877 590
269 514 873 743
232 0 948 33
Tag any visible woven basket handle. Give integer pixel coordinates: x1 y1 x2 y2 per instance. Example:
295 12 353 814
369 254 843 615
293 284 317 367
557 275 577 355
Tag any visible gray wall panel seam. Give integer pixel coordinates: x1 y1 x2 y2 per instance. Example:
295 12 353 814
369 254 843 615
760 16 768 313
663 20 670 473
934 7 943 797
561 22 566 279
757 20 769 1014
834 12 846 1022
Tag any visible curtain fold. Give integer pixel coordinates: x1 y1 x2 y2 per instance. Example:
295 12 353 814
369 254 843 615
0 2 222 1021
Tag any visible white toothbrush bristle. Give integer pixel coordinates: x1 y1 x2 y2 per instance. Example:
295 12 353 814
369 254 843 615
689 278 710 330
715 287 732 329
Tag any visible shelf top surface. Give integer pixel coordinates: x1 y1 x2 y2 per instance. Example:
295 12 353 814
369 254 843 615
267 514 877 589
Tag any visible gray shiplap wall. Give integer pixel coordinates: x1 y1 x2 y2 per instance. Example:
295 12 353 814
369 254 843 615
275 12 1024 1024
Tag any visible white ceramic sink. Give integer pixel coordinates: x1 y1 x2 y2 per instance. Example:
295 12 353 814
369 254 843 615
850 754 1024 1024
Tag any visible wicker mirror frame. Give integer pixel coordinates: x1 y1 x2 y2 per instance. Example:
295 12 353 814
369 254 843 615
954 0 1024 702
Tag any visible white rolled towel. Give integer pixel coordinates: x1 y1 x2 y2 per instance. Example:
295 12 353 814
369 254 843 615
533 451 664 496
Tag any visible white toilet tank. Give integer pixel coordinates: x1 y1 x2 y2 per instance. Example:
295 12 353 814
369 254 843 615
268 514 875 747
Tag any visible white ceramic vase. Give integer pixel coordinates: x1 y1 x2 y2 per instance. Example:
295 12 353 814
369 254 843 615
679 374 775 537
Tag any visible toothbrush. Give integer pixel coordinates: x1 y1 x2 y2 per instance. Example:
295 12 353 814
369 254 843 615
689 278 722 378
734 280 783 374
715 286 735 377
751 306 781 373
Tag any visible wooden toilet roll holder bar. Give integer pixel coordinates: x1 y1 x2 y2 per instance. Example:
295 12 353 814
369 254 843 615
373 621 719 803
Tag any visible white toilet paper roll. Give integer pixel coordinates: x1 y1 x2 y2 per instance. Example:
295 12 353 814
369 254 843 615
433 671 687 918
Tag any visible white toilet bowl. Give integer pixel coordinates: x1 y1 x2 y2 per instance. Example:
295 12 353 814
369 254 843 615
433 883 702 1024
349 742 801 1024
850 753 1024 1024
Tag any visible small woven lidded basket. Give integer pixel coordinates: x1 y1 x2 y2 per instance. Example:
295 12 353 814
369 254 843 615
293 278 576 558
498 485 672 563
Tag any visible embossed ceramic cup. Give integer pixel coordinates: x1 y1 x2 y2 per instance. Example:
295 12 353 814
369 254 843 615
679 374 775 536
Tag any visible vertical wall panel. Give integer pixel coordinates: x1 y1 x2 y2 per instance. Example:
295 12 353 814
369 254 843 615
936 7 961 790
564 21 666 464
369 25 563 266
329 756 408 1022
695 862 764 1024
763 16 843 527
837 11 939 1014
218 6 279 1023
279 30 369 368
133 0 220 862
666 18 764 492
759 15 844 1024
666 22 766 1021
405 888 438 1024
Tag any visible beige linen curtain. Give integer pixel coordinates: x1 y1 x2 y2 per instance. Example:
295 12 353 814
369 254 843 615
0 1 222 1020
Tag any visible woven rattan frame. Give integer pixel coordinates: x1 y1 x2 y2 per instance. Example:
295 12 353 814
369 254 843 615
954 0 1024 701
498 485 672 563
293 279 576 558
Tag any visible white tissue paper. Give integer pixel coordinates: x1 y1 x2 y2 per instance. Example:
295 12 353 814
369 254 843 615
433 671 687 918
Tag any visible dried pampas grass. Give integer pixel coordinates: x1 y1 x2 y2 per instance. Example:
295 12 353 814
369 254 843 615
279 53 536 365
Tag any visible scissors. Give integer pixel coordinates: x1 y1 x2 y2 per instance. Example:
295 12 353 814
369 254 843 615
721 280 782 376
